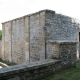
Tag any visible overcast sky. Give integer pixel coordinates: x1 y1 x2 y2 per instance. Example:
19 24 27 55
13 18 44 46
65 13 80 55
0 0 80 30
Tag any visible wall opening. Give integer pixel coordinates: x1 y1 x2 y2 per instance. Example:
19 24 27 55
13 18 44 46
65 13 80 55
79 32 80 42
79 32 80 58
45 43 47 59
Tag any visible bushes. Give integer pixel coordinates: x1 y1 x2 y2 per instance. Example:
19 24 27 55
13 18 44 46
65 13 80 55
0 30 2 40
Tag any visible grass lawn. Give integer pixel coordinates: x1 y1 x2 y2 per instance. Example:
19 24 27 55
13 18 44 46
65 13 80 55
43 61 80 80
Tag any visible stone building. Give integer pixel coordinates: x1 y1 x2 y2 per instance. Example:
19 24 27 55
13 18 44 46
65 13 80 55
1 9 80 65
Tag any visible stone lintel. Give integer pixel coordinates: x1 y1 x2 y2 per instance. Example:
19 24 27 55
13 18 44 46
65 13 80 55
47 40 77 44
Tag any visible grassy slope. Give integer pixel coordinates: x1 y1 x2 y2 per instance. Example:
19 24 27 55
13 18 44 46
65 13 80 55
43 61 80 80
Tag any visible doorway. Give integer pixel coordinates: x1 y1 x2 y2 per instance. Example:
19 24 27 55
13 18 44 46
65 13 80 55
79 32 80 58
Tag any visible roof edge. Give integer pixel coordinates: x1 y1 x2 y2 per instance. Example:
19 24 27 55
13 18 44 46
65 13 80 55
2 9 55 24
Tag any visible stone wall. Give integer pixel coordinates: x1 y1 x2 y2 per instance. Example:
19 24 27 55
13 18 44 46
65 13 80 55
0 59 62 80
45 12 79 42
45 11 80 60
59 42 77 67
46 41 77 67
29 12 45 62
2 10 48 64
2 9 80 64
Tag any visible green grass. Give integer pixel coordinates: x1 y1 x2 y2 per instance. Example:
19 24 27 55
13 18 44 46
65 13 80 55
43 61 80 80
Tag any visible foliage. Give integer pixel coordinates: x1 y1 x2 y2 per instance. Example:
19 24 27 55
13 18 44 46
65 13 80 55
43 61 80 80
0 30 2 40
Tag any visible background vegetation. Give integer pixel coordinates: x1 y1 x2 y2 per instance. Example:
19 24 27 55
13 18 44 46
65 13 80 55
0 30 2 40
43 61 80 80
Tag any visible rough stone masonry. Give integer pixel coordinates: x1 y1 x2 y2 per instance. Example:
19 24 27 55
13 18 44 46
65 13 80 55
1 9 80 65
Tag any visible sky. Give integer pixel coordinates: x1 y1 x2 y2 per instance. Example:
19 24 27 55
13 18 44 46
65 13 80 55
0 0 80 30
